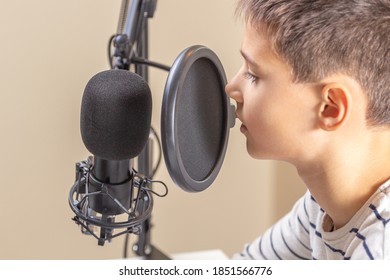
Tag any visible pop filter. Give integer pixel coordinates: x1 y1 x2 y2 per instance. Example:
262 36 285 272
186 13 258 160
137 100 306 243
161 45 235 192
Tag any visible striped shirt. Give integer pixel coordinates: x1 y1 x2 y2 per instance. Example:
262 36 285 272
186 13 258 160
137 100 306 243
234 179 390 260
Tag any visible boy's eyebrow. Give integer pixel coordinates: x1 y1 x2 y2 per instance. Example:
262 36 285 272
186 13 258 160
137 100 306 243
240 49 260 69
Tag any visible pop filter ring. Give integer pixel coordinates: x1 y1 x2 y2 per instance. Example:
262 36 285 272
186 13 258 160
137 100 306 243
161 45 233 192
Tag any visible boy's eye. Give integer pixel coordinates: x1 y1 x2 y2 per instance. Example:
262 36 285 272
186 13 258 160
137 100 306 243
243 71 258 84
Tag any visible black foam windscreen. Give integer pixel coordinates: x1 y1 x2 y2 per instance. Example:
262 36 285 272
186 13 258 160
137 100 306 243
80 69 152 161
161 45 235 192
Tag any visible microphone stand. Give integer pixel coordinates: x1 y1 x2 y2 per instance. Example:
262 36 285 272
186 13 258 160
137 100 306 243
112 0 170 260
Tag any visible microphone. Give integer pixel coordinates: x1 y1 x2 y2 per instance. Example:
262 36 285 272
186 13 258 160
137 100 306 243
68 69 164 246
69 46 234 248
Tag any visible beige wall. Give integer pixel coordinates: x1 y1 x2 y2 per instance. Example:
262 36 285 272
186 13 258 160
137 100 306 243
0 0 305 259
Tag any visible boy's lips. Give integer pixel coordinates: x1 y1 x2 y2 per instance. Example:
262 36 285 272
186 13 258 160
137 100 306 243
240 123 248 134
236 113 247 134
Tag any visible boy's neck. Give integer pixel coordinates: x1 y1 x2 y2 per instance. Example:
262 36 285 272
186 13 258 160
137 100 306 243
296 129 390 230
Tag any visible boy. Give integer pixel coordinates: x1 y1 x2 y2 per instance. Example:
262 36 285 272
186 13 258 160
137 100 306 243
226 0 390 259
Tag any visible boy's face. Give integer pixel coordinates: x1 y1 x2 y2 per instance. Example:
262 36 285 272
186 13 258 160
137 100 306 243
226 24 321 162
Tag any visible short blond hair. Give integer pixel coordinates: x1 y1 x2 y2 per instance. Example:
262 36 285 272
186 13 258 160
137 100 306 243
236 0 390 126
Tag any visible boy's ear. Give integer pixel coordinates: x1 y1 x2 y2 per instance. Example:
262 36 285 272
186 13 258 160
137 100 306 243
318 83 351 131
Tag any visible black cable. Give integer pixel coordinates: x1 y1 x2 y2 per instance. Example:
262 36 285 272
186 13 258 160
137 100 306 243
108 36 171 72
151 126 163 175
123 233 130 258
107 34 116 69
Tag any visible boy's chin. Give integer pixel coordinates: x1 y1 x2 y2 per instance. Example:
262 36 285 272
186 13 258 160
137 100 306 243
246 144 268 160
246 144 286 161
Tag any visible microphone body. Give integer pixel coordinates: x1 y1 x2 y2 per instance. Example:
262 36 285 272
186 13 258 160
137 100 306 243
89 158 132 216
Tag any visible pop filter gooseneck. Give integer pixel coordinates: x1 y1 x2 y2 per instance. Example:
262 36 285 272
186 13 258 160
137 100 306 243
161 45 236 192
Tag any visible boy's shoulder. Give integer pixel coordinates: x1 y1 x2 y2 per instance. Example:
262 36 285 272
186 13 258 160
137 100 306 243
350 180 390 259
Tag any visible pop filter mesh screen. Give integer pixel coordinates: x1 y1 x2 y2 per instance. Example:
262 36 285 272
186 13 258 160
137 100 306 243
177 58 225 181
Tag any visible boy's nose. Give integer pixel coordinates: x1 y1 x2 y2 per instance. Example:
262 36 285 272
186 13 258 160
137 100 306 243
225 75 243 103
